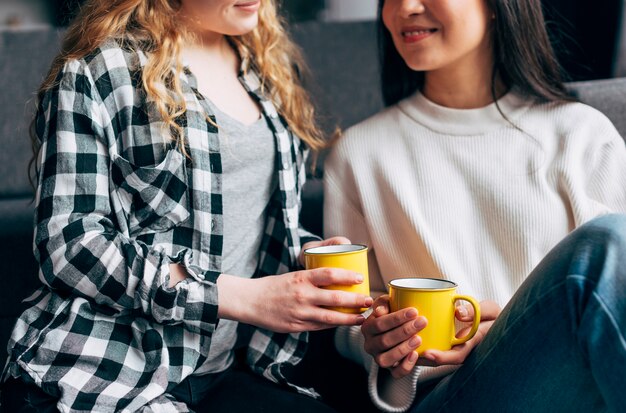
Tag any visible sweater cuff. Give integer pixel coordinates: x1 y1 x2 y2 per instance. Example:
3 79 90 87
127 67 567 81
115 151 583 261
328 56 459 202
333 322 461 412
333 323 419 413
334 325 368 367
368 364 420 413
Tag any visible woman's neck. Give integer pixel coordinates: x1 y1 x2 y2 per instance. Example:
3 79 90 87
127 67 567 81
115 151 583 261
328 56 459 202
421 39 507 110
180 33 240 82
182 32 232 58
178 31 261 126
423 66 506 109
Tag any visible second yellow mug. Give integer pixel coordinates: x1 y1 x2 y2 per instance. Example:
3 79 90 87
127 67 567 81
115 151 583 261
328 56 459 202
304 244 370 314
388 278 481 354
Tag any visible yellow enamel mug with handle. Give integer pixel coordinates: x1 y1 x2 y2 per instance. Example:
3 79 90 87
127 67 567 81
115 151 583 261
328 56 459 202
304 244 370 314
388 278 481 354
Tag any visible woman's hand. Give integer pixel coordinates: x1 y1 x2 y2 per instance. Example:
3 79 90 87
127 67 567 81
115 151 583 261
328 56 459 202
299 236 352 267
361 295 428 379
217 267 373 333
421 300 501 365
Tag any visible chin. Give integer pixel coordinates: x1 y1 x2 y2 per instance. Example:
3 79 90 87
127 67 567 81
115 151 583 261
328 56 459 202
400 56 440 73
227 24 258 36
402 62 431 73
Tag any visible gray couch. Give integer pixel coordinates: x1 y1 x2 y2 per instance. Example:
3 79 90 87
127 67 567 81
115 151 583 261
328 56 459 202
1 21 625 409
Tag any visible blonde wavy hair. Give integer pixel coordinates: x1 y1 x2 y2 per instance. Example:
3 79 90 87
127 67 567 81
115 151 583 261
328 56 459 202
34 0 324 162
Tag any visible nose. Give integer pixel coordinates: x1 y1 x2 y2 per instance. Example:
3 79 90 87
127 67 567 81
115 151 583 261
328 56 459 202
399 0 426 17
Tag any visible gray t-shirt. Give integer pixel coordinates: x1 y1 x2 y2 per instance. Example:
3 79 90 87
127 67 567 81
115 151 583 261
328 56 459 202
196 99 276 374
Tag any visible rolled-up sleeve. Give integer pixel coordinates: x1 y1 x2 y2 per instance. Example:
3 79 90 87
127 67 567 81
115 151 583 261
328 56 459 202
34 59 219 336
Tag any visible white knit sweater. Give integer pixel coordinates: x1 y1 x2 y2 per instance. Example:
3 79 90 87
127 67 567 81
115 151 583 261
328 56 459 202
324 91 626 412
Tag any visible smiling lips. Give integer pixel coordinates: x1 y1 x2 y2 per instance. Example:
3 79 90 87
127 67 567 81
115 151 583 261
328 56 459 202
234 1 260 12
401 28 438 43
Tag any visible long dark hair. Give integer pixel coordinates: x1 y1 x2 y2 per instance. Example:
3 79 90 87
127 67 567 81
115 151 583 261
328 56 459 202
378 0 575 107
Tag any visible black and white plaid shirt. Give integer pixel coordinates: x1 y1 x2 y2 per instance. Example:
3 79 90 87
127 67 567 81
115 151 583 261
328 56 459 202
2 37 320 412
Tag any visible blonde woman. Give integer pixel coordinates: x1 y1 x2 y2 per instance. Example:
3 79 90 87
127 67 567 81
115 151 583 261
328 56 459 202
0 0 372 411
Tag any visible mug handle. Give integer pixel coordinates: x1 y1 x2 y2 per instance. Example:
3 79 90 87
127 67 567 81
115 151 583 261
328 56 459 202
450 295 481 346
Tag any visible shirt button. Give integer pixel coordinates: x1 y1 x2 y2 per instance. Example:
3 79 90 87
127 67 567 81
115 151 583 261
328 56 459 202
211 219 216 230
282 161 290 170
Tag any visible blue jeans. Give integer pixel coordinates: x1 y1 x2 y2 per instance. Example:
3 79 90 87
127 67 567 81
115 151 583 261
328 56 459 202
411 214 626 413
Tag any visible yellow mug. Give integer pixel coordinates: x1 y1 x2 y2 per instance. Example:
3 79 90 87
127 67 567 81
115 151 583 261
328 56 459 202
388 278 481 354
304 244 370 314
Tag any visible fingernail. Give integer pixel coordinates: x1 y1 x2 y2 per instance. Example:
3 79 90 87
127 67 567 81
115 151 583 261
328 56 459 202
408 351 418 362
413 317 427 329
405 308 418 319
408 335 420 347
458 305 469 318
355 315 366 325
364 297 374 307
355 274 364 283
375 305 386 315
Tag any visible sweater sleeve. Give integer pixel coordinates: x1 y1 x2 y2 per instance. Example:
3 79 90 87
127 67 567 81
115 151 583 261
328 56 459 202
325 144 458 412
334 324 459 412
586 124 626 214
334 324 420 412
323 155 370 242
324 139 418 411
323 144 386 296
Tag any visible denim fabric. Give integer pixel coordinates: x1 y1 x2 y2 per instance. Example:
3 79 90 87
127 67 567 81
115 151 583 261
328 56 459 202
411 214 626 413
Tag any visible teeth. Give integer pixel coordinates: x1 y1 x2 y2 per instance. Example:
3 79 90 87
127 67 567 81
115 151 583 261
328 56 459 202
403 30 433 36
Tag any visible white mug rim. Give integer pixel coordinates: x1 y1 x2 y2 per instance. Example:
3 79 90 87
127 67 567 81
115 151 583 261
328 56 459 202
388 277 457 291
303 244 367 255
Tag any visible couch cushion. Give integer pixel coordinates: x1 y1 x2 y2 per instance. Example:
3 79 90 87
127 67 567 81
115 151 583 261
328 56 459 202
291 21 383 170
0 198 38 369
0 29 64 198
291 21 383 235
0 198 38 315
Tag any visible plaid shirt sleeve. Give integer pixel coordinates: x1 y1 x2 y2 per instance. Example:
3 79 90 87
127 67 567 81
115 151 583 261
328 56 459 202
34 58 218 336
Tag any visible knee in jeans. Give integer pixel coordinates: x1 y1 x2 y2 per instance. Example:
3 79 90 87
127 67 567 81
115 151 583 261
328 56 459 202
578 214 626 243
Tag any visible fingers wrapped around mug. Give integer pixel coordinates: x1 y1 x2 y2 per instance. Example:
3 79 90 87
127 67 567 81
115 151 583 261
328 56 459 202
309 269 373 310
361 301 428 374
304 244 371 313
388 278 481 354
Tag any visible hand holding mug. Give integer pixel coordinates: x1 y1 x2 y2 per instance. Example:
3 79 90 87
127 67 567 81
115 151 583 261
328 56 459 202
388 278 481 354
218 267 373 333
218 238 373 333
304 243 371 313
361 295 428 379
363 278 486 378
421 299 501 366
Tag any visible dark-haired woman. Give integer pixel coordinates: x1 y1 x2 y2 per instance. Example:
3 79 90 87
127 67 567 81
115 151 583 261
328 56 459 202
324 0 626 412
